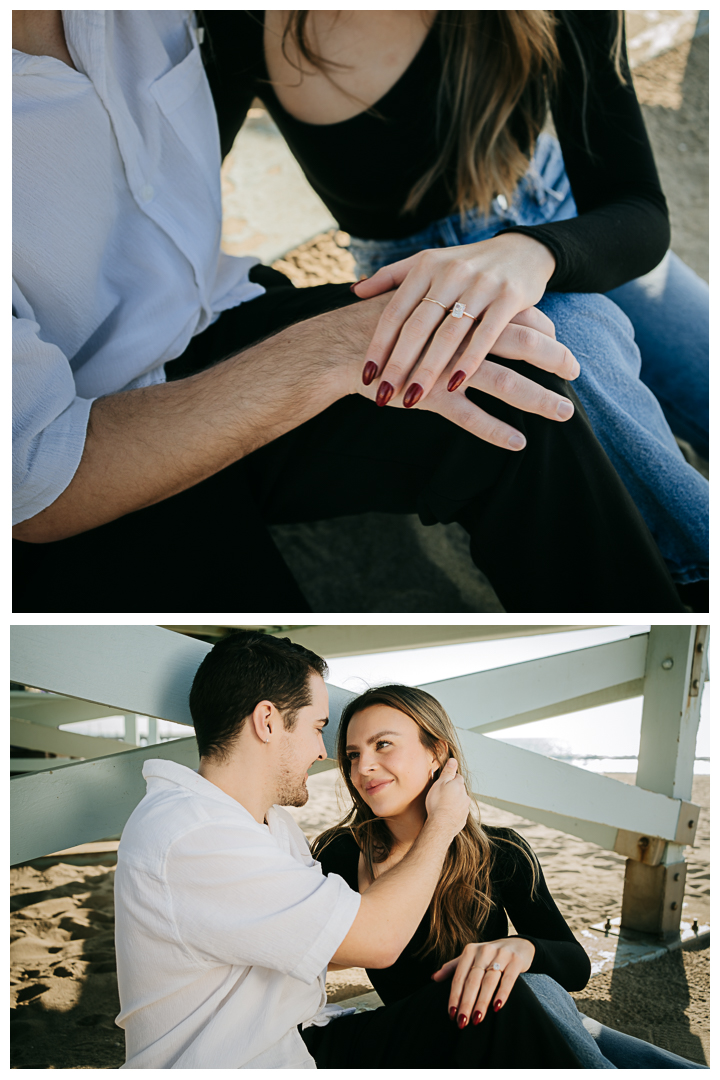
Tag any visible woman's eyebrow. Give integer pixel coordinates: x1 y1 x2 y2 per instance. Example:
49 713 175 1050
345 729 402 751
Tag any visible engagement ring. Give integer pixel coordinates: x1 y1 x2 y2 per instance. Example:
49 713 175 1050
421 296 478 321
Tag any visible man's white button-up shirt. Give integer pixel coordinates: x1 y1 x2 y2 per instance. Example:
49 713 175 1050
114 759 361 1069
13 11 264 524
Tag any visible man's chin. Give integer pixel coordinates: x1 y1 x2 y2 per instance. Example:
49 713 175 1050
277 777 309 808
287 787 309 808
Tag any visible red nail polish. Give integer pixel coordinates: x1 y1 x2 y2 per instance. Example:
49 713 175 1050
376 381 393 407
403 382 423 408
349 275 368 294
449 1007 457 1020
458 1014 468 1029
362 361 378 385
472 1011 482 1026
493 1000 502 1012
447 370 466 393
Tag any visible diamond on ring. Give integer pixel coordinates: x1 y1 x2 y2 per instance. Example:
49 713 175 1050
491 962 501 971
451 302 466 319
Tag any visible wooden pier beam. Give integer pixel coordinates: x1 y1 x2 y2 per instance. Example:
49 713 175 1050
620 625 708 937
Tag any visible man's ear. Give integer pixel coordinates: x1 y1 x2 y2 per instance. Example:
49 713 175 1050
250 700 276 744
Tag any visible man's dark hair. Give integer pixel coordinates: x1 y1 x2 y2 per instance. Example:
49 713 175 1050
189 630 328 760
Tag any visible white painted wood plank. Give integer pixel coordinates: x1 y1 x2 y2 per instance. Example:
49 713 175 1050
10 719 136 759
261 624 603 657
10 737 200 864
10 691 128 727
418 634 648 728
466 680 644 734
11 758 75 772
475 794 618 850
325 684 355 756
457 730 682 841
10 626 210 723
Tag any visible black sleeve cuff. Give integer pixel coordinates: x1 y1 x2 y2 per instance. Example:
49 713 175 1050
512 935 591 992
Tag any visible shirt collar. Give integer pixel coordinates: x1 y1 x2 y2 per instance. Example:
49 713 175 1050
142 758 264 825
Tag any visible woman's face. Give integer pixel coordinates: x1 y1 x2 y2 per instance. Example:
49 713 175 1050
345 704 440 819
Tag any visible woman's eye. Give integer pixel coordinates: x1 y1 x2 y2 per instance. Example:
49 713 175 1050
347 751 358 761
376 740 390 750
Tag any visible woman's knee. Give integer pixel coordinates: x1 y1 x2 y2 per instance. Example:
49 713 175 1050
538 291 641 380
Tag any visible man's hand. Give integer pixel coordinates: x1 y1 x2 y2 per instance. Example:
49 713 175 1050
424 758 470 838
13 297 385 543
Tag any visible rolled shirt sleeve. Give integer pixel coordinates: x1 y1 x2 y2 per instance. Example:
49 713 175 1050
12 296 93 525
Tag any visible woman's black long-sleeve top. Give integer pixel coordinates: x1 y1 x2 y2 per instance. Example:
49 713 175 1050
200 11 670 294
316 826 591 1006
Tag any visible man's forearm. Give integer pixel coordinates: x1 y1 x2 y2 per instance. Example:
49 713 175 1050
13 298 381 543
13 287 576 543
332 815 456 969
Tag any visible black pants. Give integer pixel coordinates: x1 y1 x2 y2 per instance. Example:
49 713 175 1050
12 265 686 613
300 978 584 1069
14 265 685 612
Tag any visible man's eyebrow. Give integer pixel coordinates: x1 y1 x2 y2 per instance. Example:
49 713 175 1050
317 717 329 727
345 729 401 751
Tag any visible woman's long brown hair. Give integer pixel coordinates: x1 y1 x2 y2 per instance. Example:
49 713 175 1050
279 11 625 218
311 685 539 966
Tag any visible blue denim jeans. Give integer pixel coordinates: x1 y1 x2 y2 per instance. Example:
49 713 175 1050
523 973 707 1069
348 134 709 584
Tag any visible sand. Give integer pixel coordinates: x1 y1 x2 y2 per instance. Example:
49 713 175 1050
10 772 709 1069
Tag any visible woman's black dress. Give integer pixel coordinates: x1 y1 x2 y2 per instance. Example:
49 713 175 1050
299 825 593 1069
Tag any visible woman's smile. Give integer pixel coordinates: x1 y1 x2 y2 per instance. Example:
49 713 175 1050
365 777 394 795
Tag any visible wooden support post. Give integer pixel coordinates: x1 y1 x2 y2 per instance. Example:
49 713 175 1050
124 714 138 745
621 861 689 936
621 625 708 937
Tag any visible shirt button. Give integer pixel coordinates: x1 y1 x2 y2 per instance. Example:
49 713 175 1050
140 184 154 202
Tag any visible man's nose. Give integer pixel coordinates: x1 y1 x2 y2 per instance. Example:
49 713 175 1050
317 735 327 761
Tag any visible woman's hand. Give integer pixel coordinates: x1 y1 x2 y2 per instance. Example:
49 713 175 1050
432 937 536 1028
351 306 578 450
352 233 575 407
